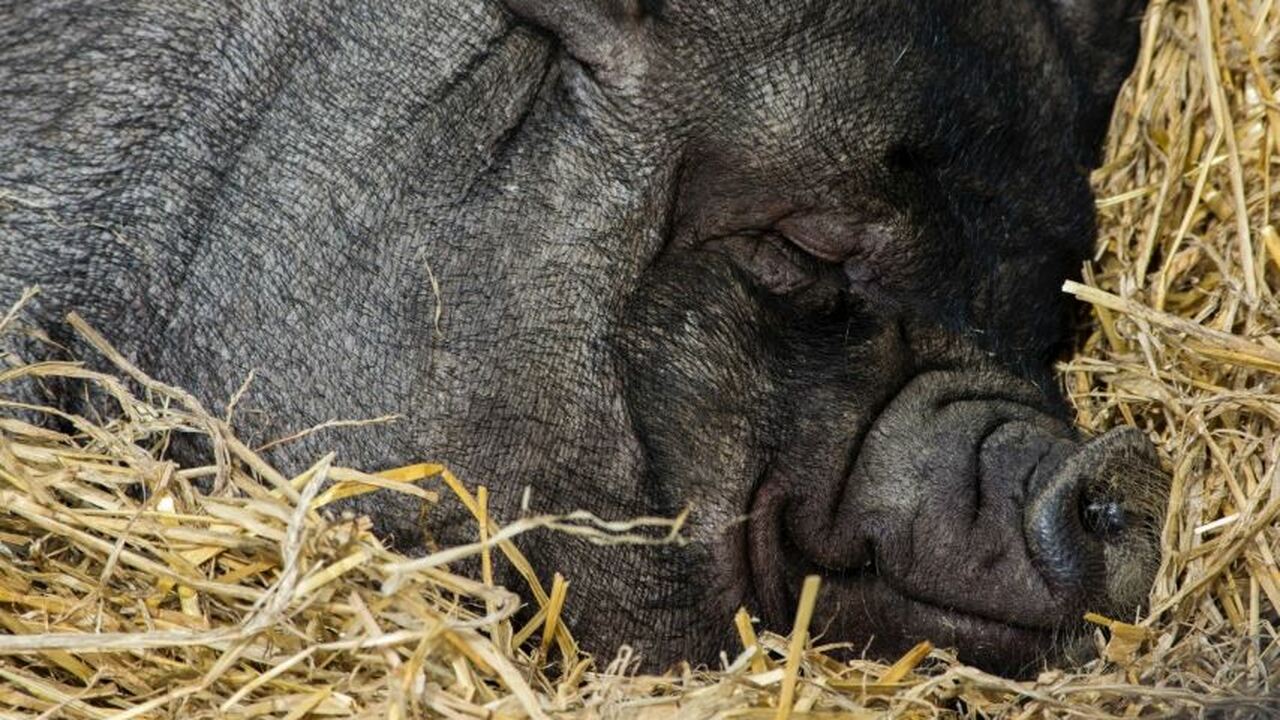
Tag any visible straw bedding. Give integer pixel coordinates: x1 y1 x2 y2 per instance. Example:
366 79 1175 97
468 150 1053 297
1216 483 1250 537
1 1 1278 717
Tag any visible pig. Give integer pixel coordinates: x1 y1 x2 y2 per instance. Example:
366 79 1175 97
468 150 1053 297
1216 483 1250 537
0 0 1166 675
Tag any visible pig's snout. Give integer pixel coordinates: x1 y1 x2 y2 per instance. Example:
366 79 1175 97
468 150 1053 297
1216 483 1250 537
1025 427 1168 604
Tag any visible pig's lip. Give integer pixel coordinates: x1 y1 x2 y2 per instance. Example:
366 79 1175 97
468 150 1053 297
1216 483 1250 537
805 576 1073 674
745 495 1070 630
742 464 1080 669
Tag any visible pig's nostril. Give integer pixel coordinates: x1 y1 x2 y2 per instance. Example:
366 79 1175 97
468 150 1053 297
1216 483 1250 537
1080 492 1127 539
1026 428 1165 595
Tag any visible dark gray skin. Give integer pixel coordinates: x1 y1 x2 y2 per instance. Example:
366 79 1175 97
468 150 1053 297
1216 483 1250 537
1 0 1167 675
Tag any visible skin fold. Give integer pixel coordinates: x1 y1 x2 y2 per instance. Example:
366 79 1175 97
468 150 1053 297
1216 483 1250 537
0 0 1163 674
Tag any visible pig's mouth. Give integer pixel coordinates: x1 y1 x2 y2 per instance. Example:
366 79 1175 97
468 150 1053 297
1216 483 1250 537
738 371 1167 675
744 478 1073 674
745 489 1072 674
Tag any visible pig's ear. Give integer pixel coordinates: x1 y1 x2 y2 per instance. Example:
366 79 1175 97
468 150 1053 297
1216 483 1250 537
1046 0 1148 160
504 0 656 85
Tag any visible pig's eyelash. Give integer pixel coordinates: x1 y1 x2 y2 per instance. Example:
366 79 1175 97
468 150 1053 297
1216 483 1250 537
705 231 827 296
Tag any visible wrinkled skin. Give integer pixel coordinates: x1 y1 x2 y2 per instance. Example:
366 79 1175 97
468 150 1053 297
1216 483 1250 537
0 0 1166 674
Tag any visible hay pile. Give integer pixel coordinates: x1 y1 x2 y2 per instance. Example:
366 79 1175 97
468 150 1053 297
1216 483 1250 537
1 0 1278 717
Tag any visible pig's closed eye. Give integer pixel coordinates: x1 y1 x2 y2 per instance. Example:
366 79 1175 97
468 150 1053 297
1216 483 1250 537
706 213 898 302
705 232 829 295
776 213 896 267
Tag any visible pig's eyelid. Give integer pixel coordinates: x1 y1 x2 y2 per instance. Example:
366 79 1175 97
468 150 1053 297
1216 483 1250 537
704 233 809 295
774 214 898 265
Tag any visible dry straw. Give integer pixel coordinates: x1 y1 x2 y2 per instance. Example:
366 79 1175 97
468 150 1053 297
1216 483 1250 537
1 0 1278 717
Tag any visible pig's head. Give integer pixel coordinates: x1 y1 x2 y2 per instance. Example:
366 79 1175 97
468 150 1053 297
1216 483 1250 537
0 0 1167 676
446 0 1167 675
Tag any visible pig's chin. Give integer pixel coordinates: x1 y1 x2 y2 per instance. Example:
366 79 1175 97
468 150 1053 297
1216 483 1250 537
743 478 1080 676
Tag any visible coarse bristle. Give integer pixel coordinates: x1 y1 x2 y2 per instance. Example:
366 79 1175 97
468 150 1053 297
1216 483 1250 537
1 0 1278 717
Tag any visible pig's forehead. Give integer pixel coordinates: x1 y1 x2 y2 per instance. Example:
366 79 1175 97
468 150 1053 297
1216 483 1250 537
648 1 1077 147
652 0 1070 88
